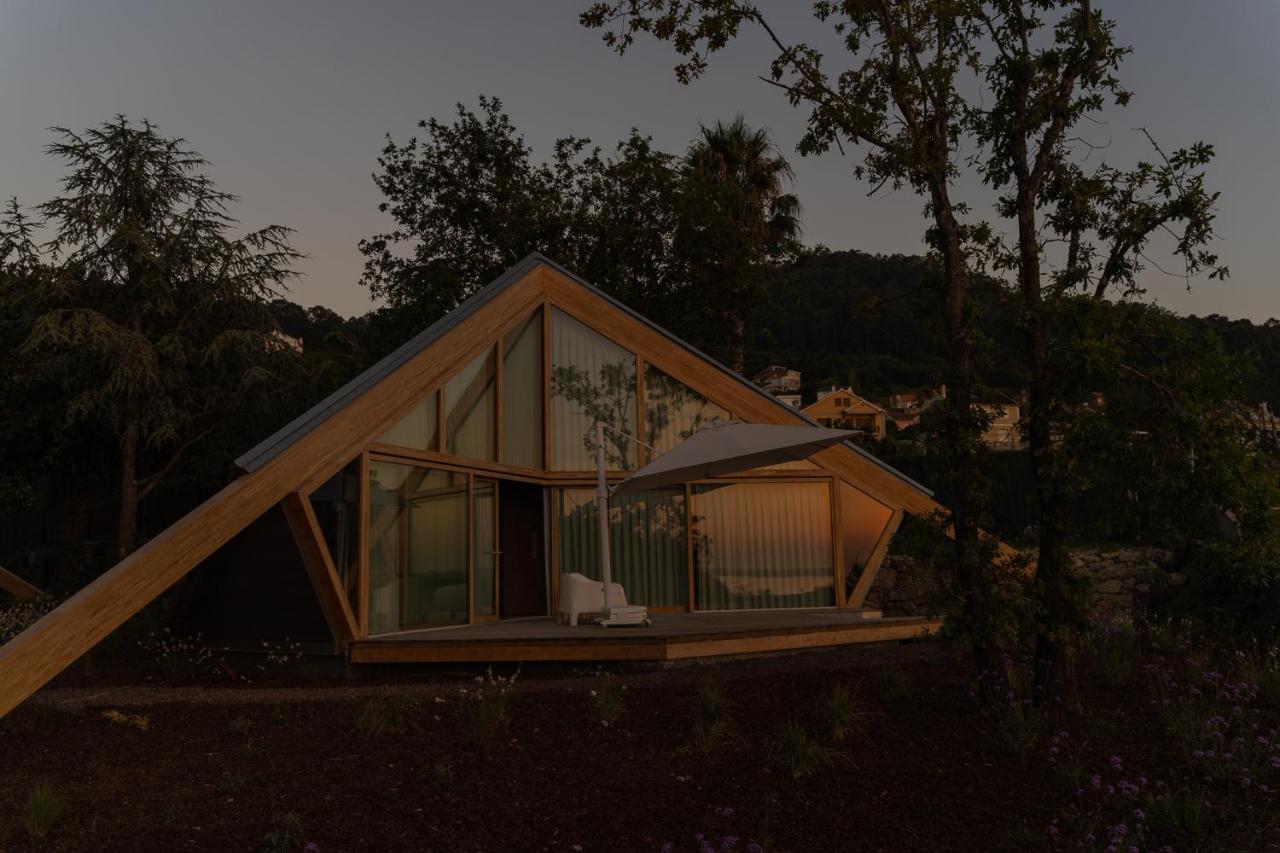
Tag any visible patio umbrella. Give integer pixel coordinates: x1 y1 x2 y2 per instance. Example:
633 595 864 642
611 420 857 496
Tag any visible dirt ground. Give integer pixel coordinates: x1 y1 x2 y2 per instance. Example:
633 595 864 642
1 640 1276 852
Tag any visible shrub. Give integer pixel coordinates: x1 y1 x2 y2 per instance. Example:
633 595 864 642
259 812 305 853
461 668 518 746
828 683 870 742
228 714 254 736
25 784 63 839
877 667 913 702
682 676 737 756
424 761 454 786
775 719 844 779
101 709 150 731
1 597 56 645
354 695 412 737
591 676 626 727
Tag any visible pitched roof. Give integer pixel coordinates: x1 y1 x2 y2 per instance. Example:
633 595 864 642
235 253 931 497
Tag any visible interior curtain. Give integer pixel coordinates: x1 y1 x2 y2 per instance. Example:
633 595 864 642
692 481 835 610
558 488 687 607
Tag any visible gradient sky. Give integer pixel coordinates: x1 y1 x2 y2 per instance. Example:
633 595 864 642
1 1 1276 320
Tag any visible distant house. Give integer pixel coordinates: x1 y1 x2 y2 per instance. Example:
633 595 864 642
886 391 920 412
803 387 888 440
979 403 1023 449
753 364 801 395
775 393 803 409
270 329 304 353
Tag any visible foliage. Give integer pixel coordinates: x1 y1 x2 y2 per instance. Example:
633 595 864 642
4 117 305 560
0 596 56 645
354 695 413 738
459 667 519 746
827 683 869 743
25 784 64 839
259 812 307 853
682 676 738 756
660 805 768 853
423 761 454 786
101 709 150 732
774 718 846 779
590 675 627 727
359 96 796 367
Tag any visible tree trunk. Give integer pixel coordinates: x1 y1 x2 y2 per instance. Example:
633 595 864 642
727 310 745 375
932 188 1000 683
116 394 140 559
1016 188 1071 703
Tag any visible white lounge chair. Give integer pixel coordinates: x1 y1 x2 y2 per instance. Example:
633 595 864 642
558 572 650 627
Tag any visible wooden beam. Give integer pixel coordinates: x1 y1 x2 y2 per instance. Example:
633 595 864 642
280 492 358 644
0 566 42 600
847 508 904 609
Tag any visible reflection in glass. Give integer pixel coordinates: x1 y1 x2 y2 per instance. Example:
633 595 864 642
445 347 497 461
644 366 729 459
559 488 687 607
839 481 895 602
473 478 496 617
380 392 438 451
692 482 835 610
503 311 543 468
367 462 469 634
308 458 361 614
550 308 636 471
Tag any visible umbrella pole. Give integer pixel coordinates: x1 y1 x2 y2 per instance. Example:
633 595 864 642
594 420 614 621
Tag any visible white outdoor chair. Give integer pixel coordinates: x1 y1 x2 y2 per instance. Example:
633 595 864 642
558 572 648 626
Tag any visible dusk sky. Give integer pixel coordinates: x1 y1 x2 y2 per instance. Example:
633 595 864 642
2 0 1276 320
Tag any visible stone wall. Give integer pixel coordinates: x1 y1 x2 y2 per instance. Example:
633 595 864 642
863 547 1182 617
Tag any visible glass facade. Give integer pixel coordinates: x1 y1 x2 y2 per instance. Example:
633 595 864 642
445 347 497 461
558 488 688 608
503 311 543 468
367 462 470 634
380 392 438 451
692 481 835 610
473 478 497 617
644 366 729 460
351 303 905 630
550 308 637 471
839 481 895 602
308 458 361 614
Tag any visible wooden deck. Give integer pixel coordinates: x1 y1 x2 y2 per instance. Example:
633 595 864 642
348 611 942 664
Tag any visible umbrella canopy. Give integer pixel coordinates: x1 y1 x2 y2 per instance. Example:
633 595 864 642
612 421 857 496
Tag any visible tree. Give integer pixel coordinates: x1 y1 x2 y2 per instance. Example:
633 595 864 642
582 0 1006 679
679 116 801 372
968 1 1226 699
20 117 302 558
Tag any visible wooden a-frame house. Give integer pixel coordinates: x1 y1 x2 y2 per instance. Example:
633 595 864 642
0 255 946 717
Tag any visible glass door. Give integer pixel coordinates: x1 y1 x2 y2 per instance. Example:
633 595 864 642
472 477 498 620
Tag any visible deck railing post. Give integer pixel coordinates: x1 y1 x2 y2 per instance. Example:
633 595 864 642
594 420 615 619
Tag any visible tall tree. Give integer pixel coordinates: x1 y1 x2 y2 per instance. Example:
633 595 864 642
582 0 1006 677
21 117 302 558
679 116 801 373
968 1 1225 699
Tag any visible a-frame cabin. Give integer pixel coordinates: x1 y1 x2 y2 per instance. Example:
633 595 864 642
0 254 945 716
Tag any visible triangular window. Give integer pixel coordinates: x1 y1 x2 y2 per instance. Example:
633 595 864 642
308 458 361 615
549 308 636 471
644 366 729 460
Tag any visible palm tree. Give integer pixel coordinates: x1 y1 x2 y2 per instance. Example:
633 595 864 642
680 117 802 373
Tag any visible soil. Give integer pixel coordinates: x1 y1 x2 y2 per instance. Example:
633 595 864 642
0 640 1276 852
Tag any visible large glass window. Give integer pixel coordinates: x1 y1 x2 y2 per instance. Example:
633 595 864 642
644 366 729 460
839 481 895 602
445 347 497 461
308 458 361 614
559 488 687 608
367 462 470 634
503 311 543 468
550 308 637 471
379 392 438 451
692 481 835 610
